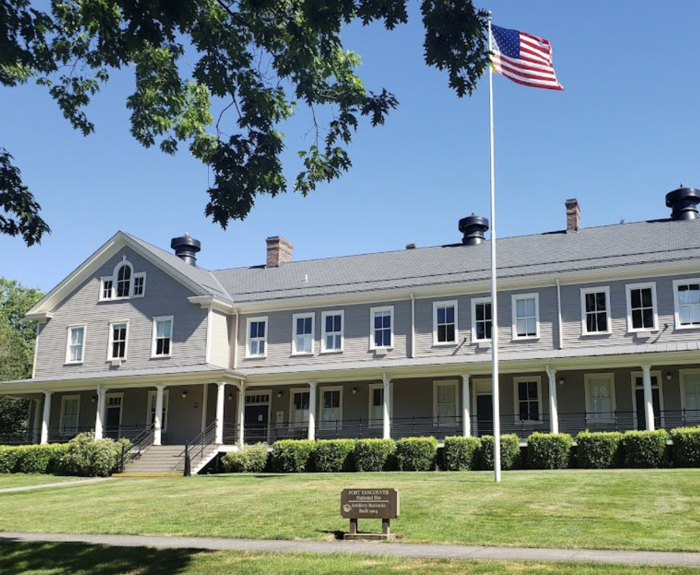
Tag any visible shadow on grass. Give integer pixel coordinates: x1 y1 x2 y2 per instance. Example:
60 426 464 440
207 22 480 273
0 541 206 575
319 529 345 540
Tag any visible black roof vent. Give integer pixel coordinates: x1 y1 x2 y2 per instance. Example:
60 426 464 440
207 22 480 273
458 215 489 245
666 186 700 221
171 234 201 266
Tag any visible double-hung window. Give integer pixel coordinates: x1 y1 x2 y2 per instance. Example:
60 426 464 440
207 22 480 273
99 259 146 300
471 297 492 342
681 371 700 420
581 287 611 335
585 373 615 421
321 311 344 352
433 380 458 425
246 317 267 358
368 384 384 426
60 395 81 433
65 325 86 364
108 321 128 361
292 313 314 355
290 390 310 427
514 377 541 423
433 301 457 345
152 316 173 358
626 282 657 332
674 280 700 328
370 306 393 350
512 293 539 339
320 387 342 429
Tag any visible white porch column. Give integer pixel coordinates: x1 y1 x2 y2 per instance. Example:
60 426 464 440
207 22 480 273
94 386 107 440
32 399 42 444
307 381 318 441
382 374 391 440
462 374 471 437
40 391 52 445
546 366 559 434
641 364 655 431
201 383 209 435
215 382 225 444
153 385 165 446
238 381 246 447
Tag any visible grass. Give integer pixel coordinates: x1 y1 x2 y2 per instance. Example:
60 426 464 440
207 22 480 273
0 543 698 575
0 469 698 552
0 474 90 489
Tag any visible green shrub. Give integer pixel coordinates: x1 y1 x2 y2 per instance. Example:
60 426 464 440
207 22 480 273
58 433 123 477
478 434 521 471
670 427 700 467
271 440 315 473
0 446 20 473
442 436 481 471
575 431 623 469
222 443 269 473
526 432 573 470
16 444 67 474
395 437 438 471
352 439 396 472
313 439 355 472
622 430 669 468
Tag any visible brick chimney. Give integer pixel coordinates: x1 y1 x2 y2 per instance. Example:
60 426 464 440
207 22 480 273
565 199 580 232
266 236 293 267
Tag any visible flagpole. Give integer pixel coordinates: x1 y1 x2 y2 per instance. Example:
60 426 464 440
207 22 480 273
487 12 502 484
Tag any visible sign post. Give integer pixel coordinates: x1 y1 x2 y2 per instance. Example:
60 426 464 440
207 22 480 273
340 488 400 540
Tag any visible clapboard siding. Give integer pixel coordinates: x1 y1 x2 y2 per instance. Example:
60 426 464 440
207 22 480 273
209 310 231 368
35 248 207 377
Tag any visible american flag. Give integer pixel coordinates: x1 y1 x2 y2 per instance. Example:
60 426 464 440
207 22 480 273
491 25 563 90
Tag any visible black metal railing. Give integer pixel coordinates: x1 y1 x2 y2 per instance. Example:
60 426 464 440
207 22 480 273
181 420 218 476
119 426 155 472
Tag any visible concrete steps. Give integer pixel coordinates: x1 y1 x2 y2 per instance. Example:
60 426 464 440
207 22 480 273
115 444 220 477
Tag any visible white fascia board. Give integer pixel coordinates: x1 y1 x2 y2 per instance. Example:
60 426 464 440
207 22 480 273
188 295 236 313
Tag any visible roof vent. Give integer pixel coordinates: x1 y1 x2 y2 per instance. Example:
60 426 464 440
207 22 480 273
665 185 700 220
406 243 417 250
458 215 489 245
171 234 201 266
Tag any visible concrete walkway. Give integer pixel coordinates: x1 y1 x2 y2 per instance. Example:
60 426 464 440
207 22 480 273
0 477 111 494
1 532 698 567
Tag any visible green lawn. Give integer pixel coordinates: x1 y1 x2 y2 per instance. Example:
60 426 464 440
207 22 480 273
0 469 698 552
0 543 698 575
0 474 90 489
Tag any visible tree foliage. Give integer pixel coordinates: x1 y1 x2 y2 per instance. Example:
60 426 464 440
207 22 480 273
1 0 490 244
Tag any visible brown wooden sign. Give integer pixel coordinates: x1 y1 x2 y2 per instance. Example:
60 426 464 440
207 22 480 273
340 488 400 520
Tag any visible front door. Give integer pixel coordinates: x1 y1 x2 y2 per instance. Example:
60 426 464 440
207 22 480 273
244 392 270 444
476 394 493 437
105 394 122 438
634 376 661 430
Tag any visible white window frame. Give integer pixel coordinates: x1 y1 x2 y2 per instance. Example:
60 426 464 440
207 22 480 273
151 315 174 358
291 312 315 356
433 300 458 346
319 386 343 430
673 279 700 330
132 272 146 298
368 383 393 427
114 260 134 299
512 376 544 425
321 310 344 353
105 392 124 427
107 320 129 361
580 286 612 336
98 258 147 301
289 388 310 427
584 373 616 423
433 380 459 425
65 324 87 365
625 282 658 333
99 277 114 301
146 390 170 431
369 306 394 350
245 316 268 358
630 370 665 430
59 394 81 433
471 297 492 343
679 369 700 422
511 293 540 340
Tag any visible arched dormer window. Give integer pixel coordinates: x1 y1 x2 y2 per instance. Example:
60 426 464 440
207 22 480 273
99 257 146 301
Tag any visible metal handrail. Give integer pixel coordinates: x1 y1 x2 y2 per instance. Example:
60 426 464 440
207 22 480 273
120 426 155 472
181 420 218 476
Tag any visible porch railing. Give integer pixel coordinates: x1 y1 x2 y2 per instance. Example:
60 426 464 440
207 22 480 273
119 426 155 472
181 420 218 476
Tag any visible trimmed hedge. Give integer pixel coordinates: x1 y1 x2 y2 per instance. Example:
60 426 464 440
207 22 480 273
17 444 69 474
353 439 395 472
576 431 623 469
442 436 481 471
313 439 355 472
0 446 21 473
222 443 269 473
670 427 700 467
622 430 669 468
271 440 315 473
526 432 573 470
478 434 521 471
395 437 438 471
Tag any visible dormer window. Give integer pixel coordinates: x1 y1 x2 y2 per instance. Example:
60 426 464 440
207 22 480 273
99 257 146 301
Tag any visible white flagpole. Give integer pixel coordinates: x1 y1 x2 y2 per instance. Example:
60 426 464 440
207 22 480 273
488 13 502 483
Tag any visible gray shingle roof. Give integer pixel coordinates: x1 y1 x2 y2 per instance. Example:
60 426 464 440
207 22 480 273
210 218 700 303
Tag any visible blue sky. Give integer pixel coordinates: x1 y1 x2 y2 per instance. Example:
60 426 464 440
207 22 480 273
3 1 700 292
